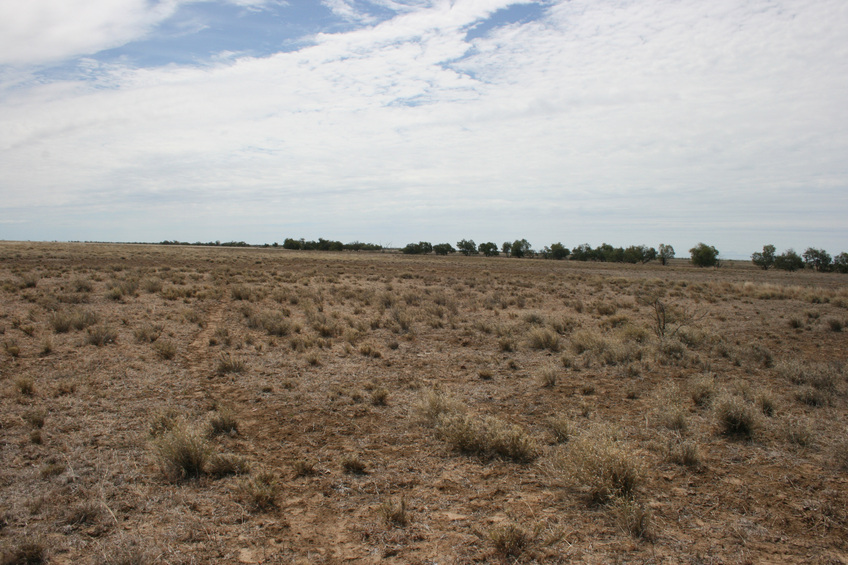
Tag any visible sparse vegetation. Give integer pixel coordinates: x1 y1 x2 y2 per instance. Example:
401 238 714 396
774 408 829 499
1 242 847 563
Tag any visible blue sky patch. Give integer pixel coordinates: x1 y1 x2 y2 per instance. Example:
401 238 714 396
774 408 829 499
90 1 345 68
465 2 548 41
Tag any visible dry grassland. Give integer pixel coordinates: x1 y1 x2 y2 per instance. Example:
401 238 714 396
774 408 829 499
0 241 846 564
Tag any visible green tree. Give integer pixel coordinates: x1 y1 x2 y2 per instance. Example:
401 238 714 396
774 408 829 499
456 239 478 256
433 243 456 255
803 248 832 272
510 239 532 258
570 243 593 261
751 244 776 270
479 242 499 256
549 242 569 260
689 243 719 267
774 249 804 271
501 241 512 256
658 243 675 266
283 238 302 250
833 252 848 274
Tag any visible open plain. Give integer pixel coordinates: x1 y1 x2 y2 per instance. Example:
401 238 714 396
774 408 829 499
1 242 846 564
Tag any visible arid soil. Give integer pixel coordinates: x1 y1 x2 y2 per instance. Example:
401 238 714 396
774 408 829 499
1 242 846 564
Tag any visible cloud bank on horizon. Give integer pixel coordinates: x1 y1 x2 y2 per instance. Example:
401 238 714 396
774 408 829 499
1 0 846 258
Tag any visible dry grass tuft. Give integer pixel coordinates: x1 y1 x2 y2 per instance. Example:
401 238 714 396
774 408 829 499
558 426 642 504
341 454 367 475
151 423 211 480
487 523 531 559
208 407 238 436
238 471 279 510
527 327 560 352
612 498 654 540
435 412 538 462
216 352 246 374
207 453 250 477
379 497 410 528
1 537 47 565
714 394 759 438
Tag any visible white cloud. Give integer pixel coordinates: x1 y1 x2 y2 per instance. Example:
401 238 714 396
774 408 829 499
0 0 181 66
1 0 847 253
0 0 287 66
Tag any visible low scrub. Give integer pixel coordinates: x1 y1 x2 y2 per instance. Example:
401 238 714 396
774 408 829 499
714 394 759 438
557 426 642 504
238 471 279 510
151 423 211 480
527 327 560 352
417 390 538 462
50 309 98 333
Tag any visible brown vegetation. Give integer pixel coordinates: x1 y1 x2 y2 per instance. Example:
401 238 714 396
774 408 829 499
0 241 846 563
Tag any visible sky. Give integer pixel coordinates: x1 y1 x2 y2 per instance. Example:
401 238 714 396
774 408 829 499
1 0 846 258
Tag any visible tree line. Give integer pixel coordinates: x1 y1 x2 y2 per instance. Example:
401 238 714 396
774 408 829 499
403 239 680 264
751 245 848 273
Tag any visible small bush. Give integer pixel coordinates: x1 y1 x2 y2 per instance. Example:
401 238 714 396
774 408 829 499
4 341 20 358
782 419 814 448
14 377 34 396
148 407 180 438
379 497 409 528
208 407 238 436
370 387 389 406
612 498 653 540
487 523 530 559
714 395 758 438
826 318 843 332
435 412 538 462
559 427 642 503
152 340 176 360
1 537 47 565
776 360 841 393
207 453 250 477
547 415 574 444
341 454 367 475
537 365 558 388
231 285 255 301
415 388 464 427
133 323 162 343
151 424 211 480
527 327 560 351
795 386 827 407
238 471 279 510
689 375 716 408
216 353 245 375
756 391 777 416
87 325 117 346
666 438 701 468
292 460 316 477
23 409 45 428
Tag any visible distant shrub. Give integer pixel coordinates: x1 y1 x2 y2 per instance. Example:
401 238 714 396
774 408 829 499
774 249 804 271
133 323 163 343
689 243 720 267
